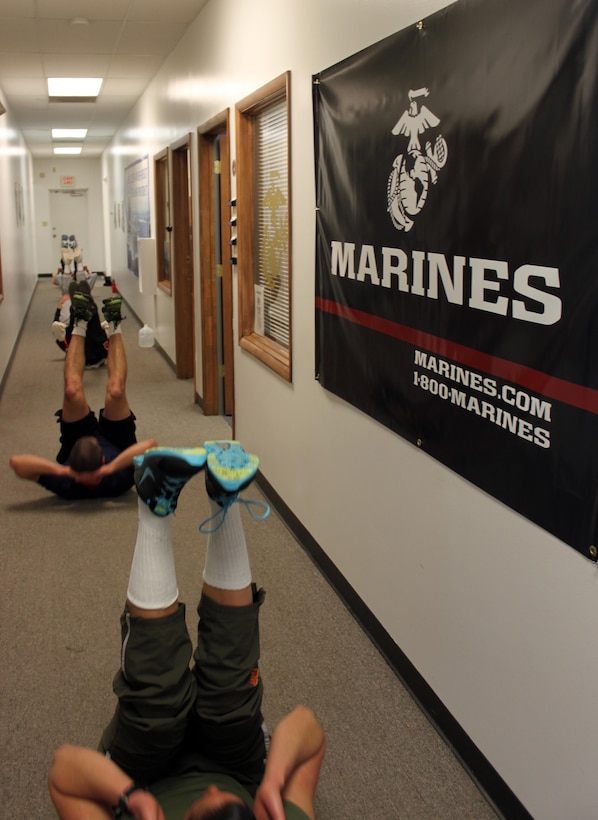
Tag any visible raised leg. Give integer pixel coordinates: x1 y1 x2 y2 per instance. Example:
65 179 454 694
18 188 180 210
102 332 131 421
61 281 98 422
191 442 269 786
99 447 207 783
61 333 89 422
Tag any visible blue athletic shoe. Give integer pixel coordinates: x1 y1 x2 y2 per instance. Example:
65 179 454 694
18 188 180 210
134 446 207 517
199 440 270 533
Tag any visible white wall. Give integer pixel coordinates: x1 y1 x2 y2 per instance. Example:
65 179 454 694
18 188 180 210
99 1 598 817
32 157 105 275
0 89 37 387
102 142 179 363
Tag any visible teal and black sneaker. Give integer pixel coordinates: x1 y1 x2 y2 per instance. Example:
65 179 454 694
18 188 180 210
199 440 270 534
134 446 207 517
102 295 125 327
69 280 95 324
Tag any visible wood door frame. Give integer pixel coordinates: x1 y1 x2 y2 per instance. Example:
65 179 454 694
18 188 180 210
198 111 234 416
153 147 172 295
171 133 195 379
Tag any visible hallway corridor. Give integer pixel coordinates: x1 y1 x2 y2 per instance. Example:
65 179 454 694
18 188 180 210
0 280 497 818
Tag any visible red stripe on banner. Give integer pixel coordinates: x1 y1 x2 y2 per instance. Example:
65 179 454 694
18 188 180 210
316 297 598 415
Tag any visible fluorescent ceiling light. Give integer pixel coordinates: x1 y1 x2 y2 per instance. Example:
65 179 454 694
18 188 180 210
48 78 103 98
52 128 88 139
53 146 82 155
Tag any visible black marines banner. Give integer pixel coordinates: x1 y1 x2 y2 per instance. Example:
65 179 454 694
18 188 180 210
314 0 598 559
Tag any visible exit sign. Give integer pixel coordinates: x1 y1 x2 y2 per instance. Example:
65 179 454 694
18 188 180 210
61 176 75 187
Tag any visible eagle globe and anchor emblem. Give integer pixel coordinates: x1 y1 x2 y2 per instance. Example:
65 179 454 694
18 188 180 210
387 87 448 232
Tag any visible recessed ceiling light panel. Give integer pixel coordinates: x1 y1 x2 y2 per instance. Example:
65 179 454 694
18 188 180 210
48 78 103 98
52 128 88 139
53 146 82 155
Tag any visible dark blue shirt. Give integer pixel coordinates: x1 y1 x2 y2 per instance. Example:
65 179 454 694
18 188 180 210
38 434 134 499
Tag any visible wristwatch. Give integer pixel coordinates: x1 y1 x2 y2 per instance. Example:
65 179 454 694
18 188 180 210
113 783 147 817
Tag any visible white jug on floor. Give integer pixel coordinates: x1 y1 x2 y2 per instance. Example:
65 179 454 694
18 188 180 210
138 324 155 348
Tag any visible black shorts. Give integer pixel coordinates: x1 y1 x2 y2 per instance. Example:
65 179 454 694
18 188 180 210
55 408 137 464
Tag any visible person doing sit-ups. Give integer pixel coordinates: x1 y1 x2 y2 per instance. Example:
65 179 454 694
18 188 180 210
48 441 325 819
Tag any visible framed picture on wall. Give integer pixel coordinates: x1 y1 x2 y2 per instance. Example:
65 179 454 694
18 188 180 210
125 155 151 277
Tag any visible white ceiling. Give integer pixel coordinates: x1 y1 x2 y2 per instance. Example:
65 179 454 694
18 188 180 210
0 0 209 158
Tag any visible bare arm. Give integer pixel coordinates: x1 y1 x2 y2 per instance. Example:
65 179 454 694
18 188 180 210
48 744 164 820
97 438 158 477
69 439 158 488
9 454 71 482
254 706 326 820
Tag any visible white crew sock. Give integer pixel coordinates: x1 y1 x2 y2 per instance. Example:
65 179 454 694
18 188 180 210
202 500 252 590
71 321 87 337
127 498 179 609
106 324 122 337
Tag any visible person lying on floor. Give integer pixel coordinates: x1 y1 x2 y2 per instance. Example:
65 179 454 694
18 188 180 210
10 281 155 499
52 259 96 295
52 290 109 369
48 441 326 819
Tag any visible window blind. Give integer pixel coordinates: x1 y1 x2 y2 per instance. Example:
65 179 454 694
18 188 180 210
254 99 289 348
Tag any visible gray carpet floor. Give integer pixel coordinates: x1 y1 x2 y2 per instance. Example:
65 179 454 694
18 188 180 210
0 280 498 819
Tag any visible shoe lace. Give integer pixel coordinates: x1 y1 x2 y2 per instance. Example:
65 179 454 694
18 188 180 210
199 496 270 534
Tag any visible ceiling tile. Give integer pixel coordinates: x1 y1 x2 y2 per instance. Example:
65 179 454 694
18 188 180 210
0 0 209 157
36 0 130 21
107 54 163 79
0 20 39 51
37 20 123 54
116 22 187 56
100 77 148 97
0 53 44 76
126 0 208 24
0 0 36 19
1 78 47 96
43 53 111 76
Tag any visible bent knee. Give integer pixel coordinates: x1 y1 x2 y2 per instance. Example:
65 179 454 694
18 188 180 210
64 376 84 403
106 378 126 401
106 378 126 404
